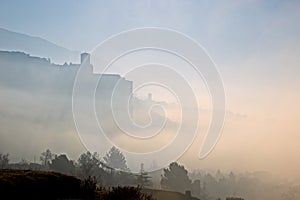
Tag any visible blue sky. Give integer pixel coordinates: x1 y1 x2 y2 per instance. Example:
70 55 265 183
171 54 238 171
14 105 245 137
1 0 299 85
1 0 296 86
0 0 298 54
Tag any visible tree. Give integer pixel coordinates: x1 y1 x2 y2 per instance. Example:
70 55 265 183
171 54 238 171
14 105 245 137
136 163 152 188
0 153 9 169
160 162 191 193
77 151 101 178
50 154 76 175
40 149 54 168
103 146 129 171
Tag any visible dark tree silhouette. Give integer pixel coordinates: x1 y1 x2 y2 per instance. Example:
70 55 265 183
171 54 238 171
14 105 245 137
160 162 191 193
77 151 101 178
50 154 76 175
103 146 129 171
40 149 53 168
0 153 9 169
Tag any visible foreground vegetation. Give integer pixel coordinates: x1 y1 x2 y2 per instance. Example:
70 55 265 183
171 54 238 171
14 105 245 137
0 169 81 199
0 169 155 199
5 147 298 200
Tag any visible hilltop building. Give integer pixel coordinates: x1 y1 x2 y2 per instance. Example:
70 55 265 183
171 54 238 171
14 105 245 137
79 52 133 104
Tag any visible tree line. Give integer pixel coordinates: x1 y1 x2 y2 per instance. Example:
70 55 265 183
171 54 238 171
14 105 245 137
0 147 152 189
5 147 298 200
0 147 245 200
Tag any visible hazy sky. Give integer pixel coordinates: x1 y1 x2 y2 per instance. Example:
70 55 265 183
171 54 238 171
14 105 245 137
0 0 299 179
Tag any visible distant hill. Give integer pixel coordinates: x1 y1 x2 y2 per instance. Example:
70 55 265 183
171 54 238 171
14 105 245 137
0 50 78 93
0 27 80 64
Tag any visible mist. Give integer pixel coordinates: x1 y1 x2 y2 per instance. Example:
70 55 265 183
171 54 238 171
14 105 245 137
0 1 300 199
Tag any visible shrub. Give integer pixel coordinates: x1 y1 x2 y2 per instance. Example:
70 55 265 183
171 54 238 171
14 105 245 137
102 186 155 200
80 176 98 197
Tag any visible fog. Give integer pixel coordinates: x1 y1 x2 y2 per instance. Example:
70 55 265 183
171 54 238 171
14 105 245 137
0 50 299 182
0 1 300 199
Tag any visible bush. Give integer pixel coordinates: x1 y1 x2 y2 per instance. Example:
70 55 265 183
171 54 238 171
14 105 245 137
80 176 98 197
102 186 155 200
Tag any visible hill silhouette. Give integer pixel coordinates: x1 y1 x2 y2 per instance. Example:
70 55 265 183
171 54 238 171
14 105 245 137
0 27 79 64
0 169 81 199
1 169 198 200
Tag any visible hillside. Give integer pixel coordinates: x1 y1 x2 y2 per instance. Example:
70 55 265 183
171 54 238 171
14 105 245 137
0 169 203 200
0 28 79 64
0 169 81 199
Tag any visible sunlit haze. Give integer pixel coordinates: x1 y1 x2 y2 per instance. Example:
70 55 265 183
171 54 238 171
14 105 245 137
0 1 299 200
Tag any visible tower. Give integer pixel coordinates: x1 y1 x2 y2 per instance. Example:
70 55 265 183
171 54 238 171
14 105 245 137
80 52 93 73
80 52 90 65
